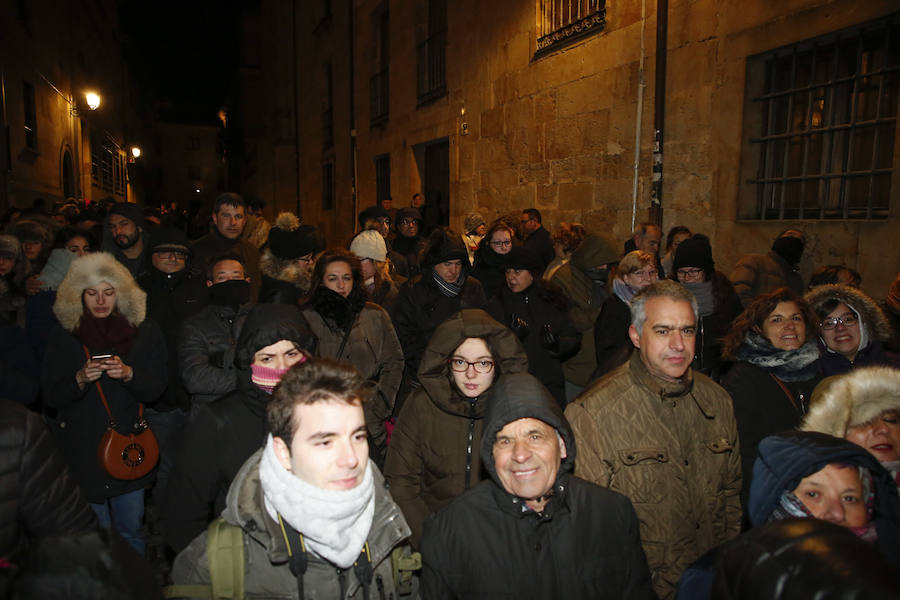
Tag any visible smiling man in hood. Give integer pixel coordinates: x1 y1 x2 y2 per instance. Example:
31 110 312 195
420 372 654 599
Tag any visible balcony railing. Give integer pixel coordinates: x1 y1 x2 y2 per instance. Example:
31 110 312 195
536 0 606 57
417 30 446 105
370 68 389 126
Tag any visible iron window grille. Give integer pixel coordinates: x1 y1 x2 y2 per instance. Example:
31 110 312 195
417 0 446 105
536 0 606 58
745 14 900 220
90 134 126 195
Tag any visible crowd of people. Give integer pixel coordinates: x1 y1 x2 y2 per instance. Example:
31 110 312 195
2 192 900 599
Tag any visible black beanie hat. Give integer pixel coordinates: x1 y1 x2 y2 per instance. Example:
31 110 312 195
149 228 190 253
358 205 390 228
107 202 146 229
502 246 542 275
673 234 714 273
267 212 317 260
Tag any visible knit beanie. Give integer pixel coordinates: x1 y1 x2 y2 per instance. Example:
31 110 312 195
149 228 190 254
358 205 390 228
267 212 316 260
673 234 714 273
349 230 387 262
464 212 486 235
107 202 146 229
502 246 542 275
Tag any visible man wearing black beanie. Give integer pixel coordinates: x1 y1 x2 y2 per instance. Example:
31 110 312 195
729 229 805 306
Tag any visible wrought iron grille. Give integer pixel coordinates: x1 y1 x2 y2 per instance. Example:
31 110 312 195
537 0 606 55
417 30 446 104
747 14 900 220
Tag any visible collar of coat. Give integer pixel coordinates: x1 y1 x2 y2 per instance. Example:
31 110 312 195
627 350 719 418
488 472 572 520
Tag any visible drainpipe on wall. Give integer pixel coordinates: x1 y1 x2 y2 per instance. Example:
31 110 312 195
631 0 648 233
293 0 302 218
348 0 359 231
0 69 9 210
650 0 668 227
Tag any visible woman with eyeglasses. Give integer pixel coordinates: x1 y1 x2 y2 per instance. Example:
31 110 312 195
804 284 900 377
383 309 529 548
590 250 658 380
470 221 517 301
669 235 743 380
720 288 823 499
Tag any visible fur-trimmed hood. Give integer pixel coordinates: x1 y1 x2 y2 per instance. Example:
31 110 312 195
806 284 892 343
53 252 146 332
800 366 900 438
259 247 310 290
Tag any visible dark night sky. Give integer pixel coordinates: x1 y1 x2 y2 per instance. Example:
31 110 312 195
118 0 245 124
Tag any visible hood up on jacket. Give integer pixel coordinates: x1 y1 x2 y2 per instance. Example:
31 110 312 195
421 228 468 270
53 252 146 332
806 284 892 345
417 309 528 417
747 431 900 561
235 304 317 371
801 366 900 439
568 232 619 274
479 372 576 484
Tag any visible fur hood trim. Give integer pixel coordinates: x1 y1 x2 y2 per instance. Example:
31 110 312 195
805 284 892 342
259 247 309 287
801 366 900 437
53 252 146 332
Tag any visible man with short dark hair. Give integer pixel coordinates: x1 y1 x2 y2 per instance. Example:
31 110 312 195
518 208 554 271
102 203 149 280
191 193 262 301
625 222 665 277
178 254 254 405
565 280 741 599
170 358 416 599
420 373 655 599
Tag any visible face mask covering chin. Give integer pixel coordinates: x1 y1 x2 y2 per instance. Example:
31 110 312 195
209 279 250 307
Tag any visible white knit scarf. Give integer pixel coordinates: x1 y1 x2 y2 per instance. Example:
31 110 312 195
258 434 375 568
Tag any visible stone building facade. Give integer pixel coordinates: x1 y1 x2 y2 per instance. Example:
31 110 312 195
0 0 148 212
233 0 899 296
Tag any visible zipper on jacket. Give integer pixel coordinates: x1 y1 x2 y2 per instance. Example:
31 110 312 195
464 403 476 489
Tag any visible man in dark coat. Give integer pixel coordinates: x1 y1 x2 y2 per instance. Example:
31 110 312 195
391 228 487 395
102 202 150 281
190 193 262 302
420 373 655 599
518 208 554 271
391 207 427 277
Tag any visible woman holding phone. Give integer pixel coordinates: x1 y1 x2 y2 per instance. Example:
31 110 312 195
42 252 166 555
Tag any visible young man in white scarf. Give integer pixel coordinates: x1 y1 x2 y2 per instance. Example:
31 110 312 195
169 358 416 599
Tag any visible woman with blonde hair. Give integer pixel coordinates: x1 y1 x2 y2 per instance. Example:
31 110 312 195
591 250 658 379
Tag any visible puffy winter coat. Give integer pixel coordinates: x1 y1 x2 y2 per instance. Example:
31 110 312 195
163 304 316 552
383 309 529 547
549 233 618 387
171 450 412 599
748 430 900 566
178 302 252 404
420 372 655 600
0 399 96 561
729 250 803 307
42 252 167 503
565 352 742 599
486 280 580 408
302 287 403 461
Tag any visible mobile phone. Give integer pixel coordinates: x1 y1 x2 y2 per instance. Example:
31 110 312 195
91 354 113 361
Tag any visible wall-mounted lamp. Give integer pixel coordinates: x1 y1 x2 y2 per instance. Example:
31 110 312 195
131 146 141 159
85 91 101 111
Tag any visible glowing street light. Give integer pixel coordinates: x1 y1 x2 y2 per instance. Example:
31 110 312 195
85 91 101 111
131 146 141 159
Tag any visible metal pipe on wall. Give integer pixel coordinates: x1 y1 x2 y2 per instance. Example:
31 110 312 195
293 0 302 218
631 0 648 233
349 0 359 231
650 0 668 227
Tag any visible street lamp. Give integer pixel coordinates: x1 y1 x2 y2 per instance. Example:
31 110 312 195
85 91 101 111
131 146 141 159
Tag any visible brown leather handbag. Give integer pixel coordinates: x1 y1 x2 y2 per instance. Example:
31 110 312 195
84 347 159 480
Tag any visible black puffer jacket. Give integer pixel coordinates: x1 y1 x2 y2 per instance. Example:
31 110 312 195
162 304 316 552
383 309 528 548
420 373 655 600
391 230 487 382
748 431 900 566
178 302 252 404
0 399 96 561
487 280 580 408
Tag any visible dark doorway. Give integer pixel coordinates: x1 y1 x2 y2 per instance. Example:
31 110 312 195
420 139 449 233
62 149 75 199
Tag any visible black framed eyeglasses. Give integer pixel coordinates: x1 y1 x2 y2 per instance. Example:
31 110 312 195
820 313 858 330
448 358 495 373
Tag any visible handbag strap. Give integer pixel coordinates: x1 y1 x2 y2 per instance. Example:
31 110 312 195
769 373 802 416
81 345 144 423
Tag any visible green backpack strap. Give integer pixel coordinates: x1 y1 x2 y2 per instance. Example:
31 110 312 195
163 518 245 599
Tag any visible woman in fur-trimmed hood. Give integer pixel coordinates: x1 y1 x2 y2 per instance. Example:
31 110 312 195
258 212 319 305
801 366 900 488
42 252 167 555
805 284 900 376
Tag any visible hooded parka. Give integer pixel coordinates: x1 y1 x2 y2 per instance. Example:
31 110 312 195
171 449 412 599
163 304 316 552
420 374 655 600
383 309 528 547
42 252 167 503
805 284 900 376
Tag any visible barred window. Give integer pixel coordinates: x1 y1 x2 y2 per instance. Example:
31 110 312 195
370 4 389 127
91 133 126 195
741 14 900 220
416 0 446 105
536 0 606 58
